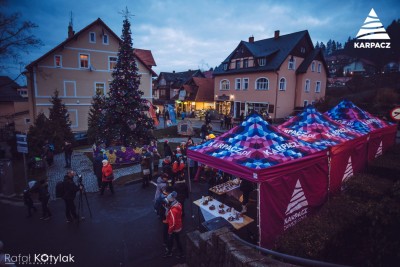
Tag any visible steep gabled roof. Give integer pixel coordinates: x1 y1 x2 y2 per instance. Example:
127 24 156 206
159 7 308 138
159 70 204 88
0 76 27 102
214 30 313 75
297 48 328 74
26 18 156 76
192 77 214 102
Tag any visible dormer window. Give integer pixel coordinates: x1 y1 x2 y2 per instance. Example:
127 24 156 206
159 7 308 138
236 60 241 69
243 59 249 68
103 34 109 45
89 32 96 43
258 58 266 66
301 47 306 53
288 57 295 70
223 63 228 70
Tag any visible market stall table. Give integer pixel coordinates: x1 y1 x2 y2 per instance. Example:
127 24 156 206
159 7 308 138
209 179 243 200
193 197 254 230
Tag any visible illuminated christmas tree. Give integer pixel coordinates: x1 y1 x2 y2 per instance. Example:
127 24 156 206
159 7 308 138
103 8 154 146
87 93 107 144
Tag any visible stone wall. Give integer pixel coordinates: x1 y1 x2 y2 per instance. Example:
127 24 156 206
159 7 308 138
186 227 296 267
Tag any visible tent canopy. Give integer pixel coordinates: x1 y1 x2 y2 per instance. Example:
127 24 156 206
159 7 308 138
187 113 326 181
325 99 392 134
278 105 362 149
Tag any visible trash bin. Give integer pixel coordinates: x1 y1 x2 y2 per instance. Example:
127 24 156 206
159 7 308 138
201 216 233 232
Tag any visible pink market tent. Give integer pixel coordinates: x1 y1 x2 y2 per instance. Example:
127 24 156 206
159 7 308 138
187 114 329 248
278 106 368 195
325 99 397 163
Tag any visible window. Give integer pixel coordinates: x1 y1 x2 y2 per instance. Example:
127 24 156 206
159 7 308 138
103 34 109 45
79 54 89 68
25 118 31 124
279 78 286 91
301 47 306 53
220 80 230 90
311 101 316 105
95 82 106 95
236 60 241 69
315 81 321 93
311 61 315 72
247 102 269 114
109 56 117 70
303 100 308 107
317 63 322 73
54 55 62 67
256 78 269 90
258 58 266 66
235 78 241 90
243 59 249 68
89 32 96 43
243 78 249 90
223 63 228 70
305 79 310 92
288 57 295 70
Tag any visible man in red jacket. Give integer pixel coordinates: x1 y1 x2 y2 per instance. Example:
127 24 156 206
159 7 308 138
163 191 184 258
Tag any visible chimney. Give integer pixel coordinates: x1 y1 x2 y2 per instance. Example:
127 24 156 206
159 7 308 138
274 30 280 39
249 36 254 43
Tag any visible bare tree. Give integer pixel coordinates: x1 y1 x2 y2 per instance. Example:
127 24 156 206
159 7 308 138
0 4 42 71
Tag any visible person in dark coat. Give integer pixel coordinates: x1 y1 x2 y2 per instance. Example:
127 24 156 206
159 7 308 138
62 170 81 222
63 141 73 168
93 154 103 189
173 177 188 217
23 189 37 218
37 179 52 220
163 140 173 158
240 178 254 213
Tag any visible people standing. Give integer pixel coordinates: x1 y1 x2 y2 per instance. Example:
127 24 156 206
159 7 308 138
23 188 37 218
240 178 254 213
63 141 73 168
163 140 173 158
37 179 52 220
43 140 54 167
200 123 209 140
163 191 184 258
93 154 103 189
141 149 152 188
152 149 161 174
62 170 80 222
100 160 114 195
173 177 188 217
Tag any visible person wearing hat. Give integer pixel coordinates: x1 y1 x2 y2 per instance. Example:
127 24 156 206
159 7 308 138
100 159 114 195
163 191 184 258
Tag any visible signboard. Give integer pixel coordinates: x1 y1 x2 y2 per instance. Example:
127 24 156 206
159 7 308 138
16 134 28 154
390 107 400 121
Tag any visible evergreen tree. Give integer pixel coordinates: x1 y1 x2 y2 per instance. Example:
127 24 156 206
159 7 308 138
27 112 51 157
103 9 154 146
315 41 320 48
48 90 74 152
87 93 107 145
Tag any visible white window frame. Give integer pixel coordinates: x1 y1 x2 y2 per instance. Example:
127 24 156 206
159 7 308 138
95 82 106 95
279 77 286 91
220 79 230 90
255 78 269 90
317 63 322 73
79 53 89 69
311 61 316 72
223 63 228 70
305 79 310 92
63 81 77 97
89 32 96 43
288 57 296 70
235 78 241 90
315 81 321 93
68 109 78 128
303 100 308 107
109 56 117 71
243 78 249 90
258 58 266 66
103 34 109 45
54 55 62 67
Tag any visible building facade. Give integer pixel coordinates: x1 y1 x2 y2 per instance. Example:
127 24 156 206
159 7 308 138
25 18 156 132
213 30 327 120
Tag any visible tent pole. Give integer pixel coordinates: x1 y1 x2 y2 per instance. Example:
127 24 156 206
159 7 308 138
257 182 261 247
327 149 331 202
187 157 195 221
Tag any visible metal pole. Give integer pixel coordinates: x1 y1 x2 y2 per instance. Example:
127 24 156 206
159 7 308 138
257 182 260 246
23 153 28 186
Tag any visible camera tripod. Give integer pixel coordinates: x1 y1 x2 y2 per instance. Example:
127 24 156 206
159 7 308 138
77 175 92 222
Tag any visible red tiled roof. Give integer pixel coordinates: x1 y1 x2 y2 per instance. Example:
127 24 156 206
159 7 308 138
192 77 214 102
134 48 156 67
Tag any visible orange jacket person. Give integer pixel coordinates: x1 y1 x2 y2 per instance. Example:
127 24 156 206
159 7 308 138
100 160 114 195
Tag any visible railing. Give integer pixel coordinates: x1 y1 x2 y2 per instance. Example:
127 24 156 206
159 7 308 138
232 234 352 267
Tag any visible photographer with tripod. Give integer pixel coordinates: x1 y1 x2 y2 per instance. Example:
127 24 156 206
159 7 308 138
61 170 81 223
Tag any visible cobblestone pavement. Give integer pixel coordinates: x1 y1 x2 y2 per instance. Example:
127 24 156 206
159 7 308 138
47 137 203 200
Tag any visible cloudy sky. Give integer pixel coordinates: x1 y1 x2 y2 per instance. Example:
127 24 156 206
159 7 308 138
2 0 399 85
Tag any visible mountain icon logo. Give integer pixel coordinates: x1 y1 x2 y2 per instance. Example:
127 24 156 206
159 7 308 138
356 8 390 40
285 180 308 216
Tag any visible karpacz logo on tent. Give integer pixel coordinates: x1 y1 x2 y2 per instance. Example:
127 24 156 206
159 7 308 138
208 141 250 156
284 180 308 230
354 8 391 49
263 142 299 156
283 129 316 138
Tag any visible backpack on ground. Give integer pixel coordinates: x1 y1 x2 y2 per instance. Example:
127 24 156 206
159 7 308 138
55 181 65 198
